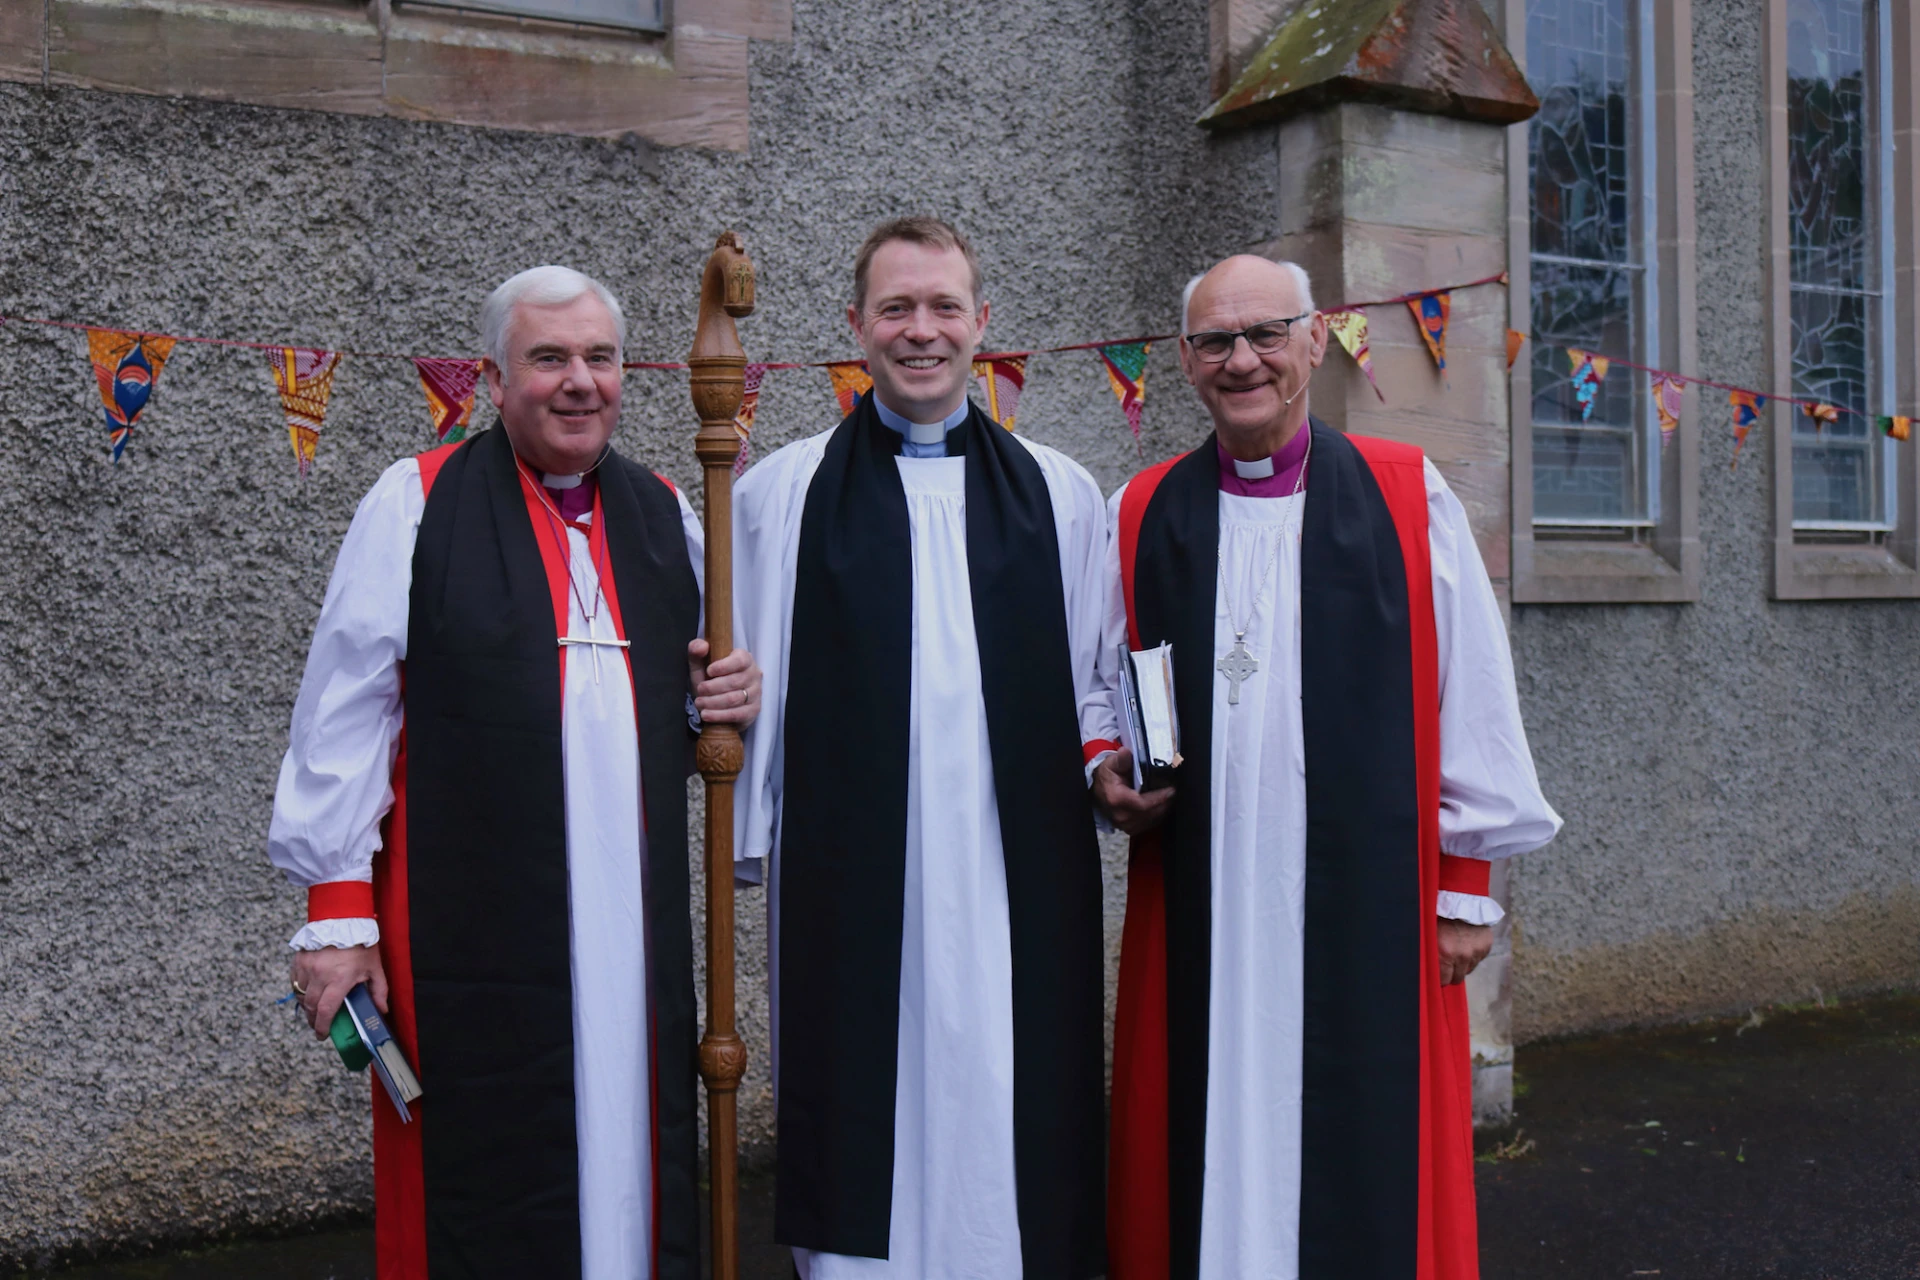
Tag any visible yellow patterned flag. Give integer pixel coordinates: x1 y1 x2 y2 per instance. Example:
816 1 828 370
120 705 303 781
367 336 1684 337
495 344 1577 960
1879 414 1913 442
827 361 872 416
971 356 1028 429
1568 349 1610 421
1323 312 1383 401
87 329 177 461
1652 376 1686 448
1095 342 1151 443
1805 402 1840 431
266 347 343 475
1406 291 1450 371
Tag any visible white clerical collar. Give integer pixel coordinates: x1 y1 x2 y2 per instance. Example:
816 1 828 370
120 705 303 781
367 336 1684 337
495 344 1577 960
874 394 969 445
1229 454 1275 480
541 470 585 489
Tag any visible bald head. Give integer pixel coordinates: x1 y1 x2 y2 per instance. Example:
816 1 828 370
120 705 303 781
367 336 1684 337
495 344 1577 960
1182 255 1315 333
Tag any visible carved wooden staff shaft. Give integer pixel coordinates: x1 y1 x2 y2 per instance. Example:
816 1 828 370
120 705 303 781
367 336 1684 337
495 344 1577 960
689 231 754 1280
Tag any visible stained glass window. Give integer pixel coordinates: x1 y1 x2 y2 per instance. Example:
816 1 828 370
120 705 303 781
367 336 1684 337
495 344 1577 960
1527 0 1649 524
1787 0 1883 526
403 0 663 33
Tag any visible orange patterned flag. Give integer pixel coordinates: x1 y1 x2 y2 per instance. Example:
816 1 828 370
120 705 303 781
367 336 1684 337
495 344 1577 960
1506 329 1526 371
971 356 1028 429
1729 390 1766 467
1095 342 1151 443
1653 376 1686 448
87 329 177 461
1805 402 1840 431
413 358 481 444
826 361 872 416
1406 291 1450 372
1879 414 1913 442
266 347 343 475
1324 311 1383 401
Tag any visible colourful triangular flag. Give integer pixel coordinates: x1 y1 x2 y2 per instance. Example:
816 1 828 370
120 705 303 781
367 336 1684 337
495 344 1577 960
826 361 872 416
1567 348 1610 421
1324 312 1383 402
971 356 1029 429
1095 342 1151 443
1729 390 1766 467
1879 414 1912 442
412 358 480 444
1506 329 1526 371
266 347 343 476
87 329 176 462
1653 376 1686 448
733 362 769 476
1805 402 1840 431
1407 292 1450 372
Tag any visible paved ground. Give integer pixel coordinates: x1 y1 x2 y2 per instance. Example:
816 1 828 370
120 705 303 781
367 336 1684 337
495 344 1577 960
32 994 1919 1278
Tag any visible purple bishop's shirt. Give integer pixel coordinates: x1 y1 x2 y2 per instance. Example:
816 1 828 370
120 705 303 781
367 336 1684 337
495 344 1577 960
1216 424 1311 497
543 472 596 523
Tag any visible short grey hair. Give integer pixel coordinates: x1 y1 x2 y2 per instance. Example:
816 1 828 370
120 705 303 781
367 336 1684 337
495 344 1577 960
1181 259 1316 332
481 265 627 376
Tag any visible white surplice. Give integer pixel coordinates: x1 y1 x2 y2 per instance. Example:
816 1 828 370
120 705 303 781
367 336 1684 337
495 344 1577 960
732 427 1118 1280
1099 456 1562 1280
267 453 704 1280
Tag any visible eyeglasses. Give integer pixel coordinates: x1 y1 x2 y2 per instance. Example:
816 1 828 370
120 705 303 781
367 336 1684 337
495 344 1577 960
1183 314 1313 363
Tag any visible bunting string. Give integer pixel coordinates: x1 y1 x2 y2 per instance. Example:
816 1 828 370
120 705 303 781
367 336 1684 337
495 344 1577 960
4 268 1907 471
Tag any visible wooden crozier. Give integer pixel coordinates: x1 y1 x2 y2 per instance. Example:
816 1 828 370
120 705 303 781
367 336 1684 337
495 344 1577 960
688 231 753 1280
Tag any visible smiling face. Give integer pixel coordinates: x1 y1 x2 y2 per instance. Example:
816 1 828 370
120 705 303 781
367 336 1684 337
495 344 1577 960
484 291 623 476
1179 255 1329 458
849 238 988 423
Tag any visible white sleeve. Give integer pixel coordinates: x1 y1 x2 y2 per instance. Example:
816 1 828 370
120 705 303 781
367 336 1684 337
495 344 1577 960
1031 445 1126 785
729 438 823 886
1088 483 1135 789
1427 458 1562 923
268 458 424 951
675 482 706 616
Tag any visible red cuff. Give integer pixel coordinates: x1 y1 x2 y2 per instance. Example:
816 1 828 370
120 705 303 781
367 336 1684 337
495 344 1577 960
1082 738 1121 764
308 881 377 922
1438 854 1490 897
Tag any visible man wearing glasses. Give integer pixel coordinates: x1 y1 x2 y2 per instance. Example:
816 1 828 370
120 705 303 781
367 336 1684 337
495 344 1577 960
1092 254 1560 1279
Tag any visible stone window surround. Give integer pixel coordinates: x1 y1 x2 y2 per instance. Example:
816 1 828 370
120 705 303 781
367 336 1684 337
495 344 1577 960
0 0 790 150
1502 0 1703 605
1764 0 1920 599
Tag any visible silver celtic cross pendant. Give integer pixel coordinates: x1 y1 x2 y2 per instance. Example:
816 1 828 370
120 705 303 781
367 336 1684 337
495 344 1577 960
1217 633 1259 705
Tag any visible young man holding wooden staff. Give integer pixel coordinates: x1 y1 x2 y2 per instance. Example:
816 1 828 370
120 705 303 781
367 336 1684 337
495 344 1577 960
732 217 1119 1279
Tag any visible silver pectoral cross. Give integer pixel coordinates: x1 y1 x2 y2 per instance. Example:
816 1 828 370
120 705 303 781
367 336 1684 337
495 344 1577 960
559 635 630 684
1216 633 1259 705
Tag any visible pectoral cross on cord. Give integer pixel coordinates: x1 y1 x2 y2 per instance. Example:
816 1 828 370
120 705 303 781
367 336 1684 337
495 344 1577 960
1215 426 1310 707
1217 635 1260 706
523 463 629 685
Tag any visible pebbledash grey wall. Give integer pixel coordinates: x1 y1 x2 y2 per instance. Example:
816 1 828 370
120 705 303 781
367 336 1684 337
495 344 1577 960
0 0 1277 1266
1 0 1916 1268
1506 0 1920 1041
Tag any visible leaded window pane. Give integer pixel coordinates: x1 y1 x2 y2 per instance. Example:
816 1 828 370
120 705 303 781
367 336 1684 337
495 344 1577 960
1527 0 1644 523
1788 0 1879 524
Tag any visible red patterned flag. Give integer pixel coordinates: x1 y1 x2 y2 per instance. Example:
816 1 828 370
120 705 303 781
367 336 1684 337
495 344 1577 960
826 361 872 416
1653 376 1686 449
87 329 176 462
734 362 769 476
971 356 1029 429
266 347 343 476
413 357 481 444
1095 342 1151 442
1406 291 1450 372
1805 402 1840 431
1880 414 1913 442
1324 312 1383 401
1729 390 1766 467
1506 329 1526 371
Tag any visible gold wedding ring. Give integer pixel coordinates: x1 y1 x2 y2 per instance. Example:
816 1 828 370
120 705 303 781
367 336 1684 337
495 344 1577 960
292 980 308 996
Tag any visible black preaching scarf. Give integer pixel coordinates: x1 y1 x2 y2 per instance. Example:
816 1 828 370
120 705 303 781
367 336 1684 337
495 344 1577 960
775 395 1108 1277
1126 419 1421 1278
404 425 702 1279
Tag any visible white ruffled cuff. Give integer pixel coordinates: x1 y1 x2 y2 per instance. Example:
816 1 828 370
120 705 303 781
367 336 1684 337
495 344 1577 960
288 917 381 952
1436 891 1504 926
